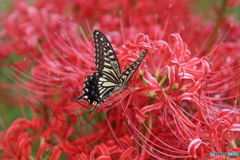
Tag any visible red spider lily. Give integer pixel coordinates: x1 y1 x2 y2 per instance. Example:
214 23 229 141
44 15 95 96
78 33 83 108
0 0 240 159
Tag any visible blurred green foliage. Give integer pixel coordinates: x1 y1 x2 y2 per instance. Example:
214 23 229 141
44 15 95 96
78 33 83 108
0 0 11 14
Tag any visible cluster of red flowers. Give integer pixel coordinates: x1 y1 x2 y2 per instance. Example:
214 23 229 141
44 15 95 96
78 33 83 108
0 0 240 159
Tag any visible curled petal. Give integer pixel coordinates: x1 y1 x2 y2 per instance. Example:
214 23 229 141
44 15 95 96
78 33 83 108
188 81 203 94
96 156 111 160
134 33 148 44
135 85 160 92
90 143 110 159
188 139 202 158
123 43 137 50
49 147 62 160
75 153 88 160
188 139 209 158
142 70 159 86
37 143 51 159
183 57 200 66
32 117 44 130
177 72 195 81
98 143 110 156
59 141 78 154
200 58 211 74
170 59 181 67
43 128 60 140
221 124 240 142
140 102 164 113
119 147 137 160
168 33 190 61
136 102 164 122
229 124 240 131
168 34 184 53
17 136 32 160
135 107 148 122
119 135 133 147
137 42 152 49
6 124 22 141
11 118 33 129
218 109 235 118
177 93 193 103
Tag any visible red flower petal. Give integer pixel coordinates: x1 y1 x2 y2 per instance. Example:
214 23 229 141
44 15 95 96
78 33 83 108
96 156 111 160
218 109 234 118
119 135 133 147
49 147 62 160
142 70 159 86
37 143 51 160
119 147 137 160
75 153 88 160
188 138 209 158
229 124 240 131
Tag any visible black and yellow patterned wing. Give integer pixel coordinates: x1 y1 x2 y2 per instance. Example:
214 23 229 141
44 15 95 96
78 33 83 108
76 30 147 112
120 49 147 84
94 30 121 80
76 30 120 112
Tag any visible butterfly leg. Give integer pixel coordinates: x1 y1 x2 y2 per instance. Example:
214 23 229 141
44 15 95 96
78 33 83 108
89 104 100 113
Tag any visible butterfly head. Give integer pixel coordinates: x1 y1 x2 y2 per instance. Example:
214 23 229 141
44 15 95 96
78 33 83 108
75 94 103 112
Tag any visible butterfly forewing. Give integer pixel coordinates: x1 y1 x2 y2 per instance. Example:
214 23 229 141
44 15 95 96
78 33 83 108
93 30 121 82
93 31 122 100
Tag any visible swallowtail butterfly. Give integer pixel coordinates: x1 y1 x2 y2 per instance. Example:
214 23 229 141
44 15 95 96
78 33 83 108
76 30 147 112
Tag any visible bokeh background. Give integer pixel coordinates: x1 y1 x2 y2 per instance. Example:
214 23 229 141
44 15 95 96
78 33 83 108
1 0 240 129
0 0 240 159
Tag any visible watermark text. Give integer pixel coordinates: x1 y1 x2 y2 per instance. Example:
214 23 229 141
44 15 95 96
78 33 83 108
210 151 238 157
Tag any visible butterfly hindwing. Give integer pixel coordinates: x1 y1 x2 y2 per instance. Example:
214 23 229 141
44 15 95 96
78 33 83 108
120 49 148 83
110 49 148 95
76 72 102 104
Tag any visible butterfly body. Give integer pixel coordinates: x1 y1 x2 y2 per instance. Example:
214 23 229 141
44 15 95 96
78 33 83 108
76 30 147 112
